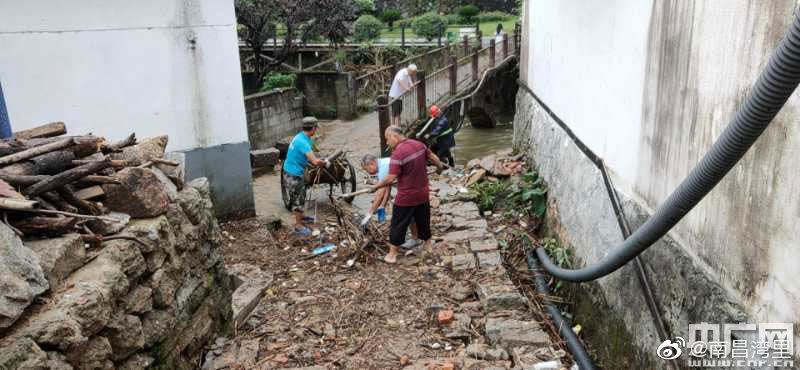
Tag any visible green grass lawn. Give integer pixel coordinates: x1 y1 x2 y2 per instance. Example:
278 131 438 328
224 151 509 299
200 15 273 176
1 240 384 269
377 17 519 42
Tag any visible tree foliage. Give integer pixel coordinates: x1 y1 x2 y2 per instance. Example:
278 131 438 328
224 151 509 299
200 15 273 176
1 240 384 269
354 0 375 15
381 9 402 30
412 12 446 41
353 15 383 42
457 5 480 22
235 0 357 80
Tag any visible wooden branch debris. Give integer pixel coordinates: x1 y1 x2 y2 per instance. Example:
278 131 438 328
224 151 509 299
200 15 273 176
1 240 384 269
0 124 178 239
13 122 67 140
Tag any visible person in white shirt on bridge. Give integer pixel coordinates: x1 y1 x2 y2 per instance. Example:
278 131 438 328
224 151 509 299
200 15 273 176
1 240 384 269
388 64 418 125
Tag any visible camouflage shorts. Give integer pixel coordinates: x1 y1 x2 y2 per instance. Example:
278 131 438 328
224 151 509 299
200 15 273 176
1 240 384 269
283 172 306 212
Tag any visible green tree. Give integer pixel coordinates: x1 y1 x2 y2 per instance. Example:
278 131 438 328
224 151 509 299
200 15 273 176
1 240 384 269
235 0 357 81
381 9 402 31
412 12 446 41
354 15 383 42
354 0 375 15
457 5 480 23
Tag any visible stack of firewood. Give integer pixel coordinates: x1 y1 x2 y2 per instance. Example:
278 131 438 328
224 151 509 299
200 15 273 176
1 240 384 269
0 122 181 243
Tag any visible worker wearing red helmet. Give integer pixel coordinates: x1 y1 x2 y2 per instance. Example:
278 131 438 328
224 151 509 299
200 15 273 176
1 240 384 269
424 105 455 166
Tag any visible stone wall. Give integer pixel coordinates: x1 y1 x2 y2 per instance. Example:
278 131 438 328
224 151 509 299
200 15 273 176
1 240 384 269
0 177 234 369
244 88 303 151
295 72 356 120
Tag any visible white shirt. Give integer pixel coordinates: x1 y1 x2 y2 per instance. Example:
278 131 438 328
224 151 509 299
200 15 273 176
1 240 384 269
388 68 413 98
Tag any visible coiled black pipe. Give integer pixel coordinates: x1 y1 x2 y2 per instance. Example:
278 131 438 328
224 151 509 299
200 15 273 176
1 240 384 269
524 245 597 370
537 12 800 282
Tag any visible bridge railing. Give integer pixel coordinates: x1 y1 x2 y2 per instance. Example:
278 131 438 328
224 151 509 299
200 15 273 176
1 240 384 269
372 24 519 153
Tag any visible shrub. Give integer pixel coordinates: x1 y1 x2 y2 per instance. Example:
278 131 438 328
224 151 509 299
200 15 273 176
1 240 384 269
350 45 375 65
457 5 480 22
353 15 383 42
382 10 402 30
444 13 468 25
475 11 512 23
259 72 296 92
354 0 375 15
379 44 407 65
412 12 447 41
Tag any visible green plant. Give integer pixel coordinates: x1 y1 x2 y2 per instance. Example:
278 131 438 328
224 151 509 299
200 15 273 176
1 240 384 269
457 5 480 22
412 12 447 41
505 171 548 218
444 13 467 25
259 72 296 92
382 9 402 30
470 180 509 212
350 45 375 65
379 44 407 65
354 15 383 42
354 0 375 15
542 237 571 291
476 11 512 23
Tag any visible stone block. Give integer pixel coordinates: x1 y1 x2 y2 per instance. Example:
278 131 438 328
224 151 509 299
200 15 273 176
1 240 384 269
45 351 73 370
250 148 280 168
87 211 131 236
111 135 167 166
57 281 114 336
121 285 153 314
465 343 510 361
443 228 490 244
103 167 170 218
24 233 85 291
104 312 145 361
451 254 476 270
477 283 528 313
20 308 87 351
0 223 49 328
118 354 154 370
444 313 472 340
66 335 114 370
141 309 177 348
232 274 271 326
0 337 48 369
485 318 550 349
471 238 499 252
151 167 179 201
477 251 503 268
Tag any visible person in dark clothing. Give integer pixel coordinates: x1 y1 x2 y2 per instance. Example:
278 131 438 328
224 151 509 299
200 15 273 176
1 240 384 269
424 105 455 166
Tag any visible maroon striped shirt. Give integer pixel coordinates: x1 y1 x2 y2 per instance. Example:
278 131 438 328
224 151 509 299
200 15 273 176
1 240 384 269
389 139 430 206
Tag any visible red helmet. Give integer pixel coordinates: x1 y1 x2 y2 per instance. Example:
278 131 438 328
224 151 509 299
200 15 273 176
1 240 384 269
429 105 441 117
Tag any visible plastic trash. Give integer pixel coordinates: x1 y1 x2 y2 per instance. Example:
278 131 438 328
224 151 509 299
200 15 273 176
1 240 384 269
312 243 337 255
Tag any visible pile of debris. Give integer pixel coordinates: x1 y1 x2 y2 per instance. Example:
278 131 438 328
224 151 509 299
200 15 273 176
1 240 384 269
465 150 526 186
0 122 183 240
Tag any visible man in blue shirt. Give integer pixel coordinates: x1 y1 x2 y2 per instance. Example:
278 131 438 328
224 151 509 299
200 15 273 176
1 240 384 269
360 154 391 223
283 117 328 236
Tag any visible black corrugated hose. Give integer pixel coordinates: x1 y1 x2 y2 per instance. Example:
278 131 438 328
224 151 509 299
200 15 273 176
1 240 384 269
524 243 598 370
537 11 800 282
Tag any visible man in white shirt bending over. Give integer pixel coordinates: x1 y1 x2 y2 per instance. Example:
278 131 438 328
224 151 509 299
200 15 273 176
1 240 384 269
388 64 418 126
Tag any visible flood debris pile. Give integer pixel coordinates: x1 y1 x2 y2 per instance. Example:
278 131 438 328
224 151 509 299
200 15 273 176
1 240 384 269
0 122 234 369
212 163 573 369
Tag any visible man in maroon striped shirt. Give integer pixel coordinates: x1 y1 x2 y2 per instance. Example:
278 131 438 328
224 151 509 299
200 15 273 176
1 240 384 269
370 126 445 263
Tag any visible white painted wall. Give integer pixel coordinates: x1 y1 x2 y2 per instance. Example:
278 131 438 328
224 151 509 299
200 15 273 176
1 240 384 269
526 0 653 183
523 0 800 353
0 0 247 152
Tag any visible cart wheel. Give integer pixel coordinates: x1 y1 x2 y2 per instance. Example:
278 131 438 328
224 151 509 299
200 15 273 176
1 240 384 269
280 166 292 211
340 159 357 204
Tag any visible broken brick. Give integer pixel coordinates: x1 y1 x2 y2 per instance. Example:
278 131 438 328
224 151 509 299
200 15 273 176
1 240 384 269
437 310 455 325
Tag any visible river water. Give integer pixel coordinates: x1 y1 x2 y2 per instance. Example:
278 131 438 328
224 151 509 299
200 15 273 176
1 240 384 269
452 119 515 165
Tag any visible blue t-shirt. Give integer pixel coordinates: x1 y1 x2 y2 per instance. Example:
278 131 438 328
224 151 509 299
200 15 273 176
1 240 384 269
283 132 313 176
377 157 390 181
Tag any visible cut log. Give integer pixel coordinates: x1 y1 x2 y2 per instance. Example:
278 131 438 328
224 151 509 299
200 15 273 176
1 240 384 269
0 138 74 166
0 198 37 211
0 174 118 187
0 139 28 157
57 187 101 215
0 174 49 186
24 159 112 197
0 150 76 176
106 133 136 152
12 216 77 236
72 159 131 168
70 136 105 158
73 186 104 200
33 197 58 211
13 122 66 140
40 191 79 214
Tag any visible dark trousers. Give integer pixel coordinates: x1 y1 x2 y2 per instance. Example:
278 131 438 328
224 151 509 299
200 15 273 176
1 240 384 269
389 202 431 246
